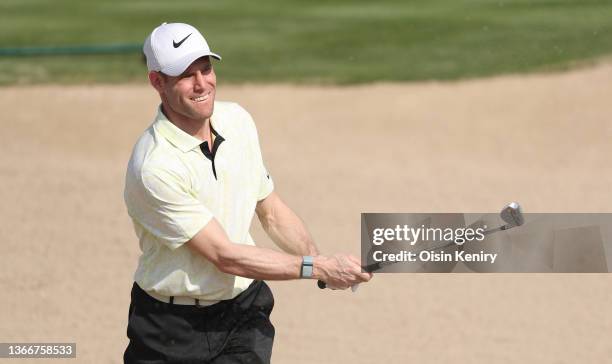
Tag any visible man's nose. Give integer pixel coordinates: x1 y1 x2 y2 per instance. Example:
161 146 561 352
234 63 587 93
194 71 207 90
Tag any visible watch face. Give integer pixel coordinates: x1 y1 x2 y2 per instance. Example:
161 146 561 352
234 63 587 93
301 256 314 278
302 265 313 278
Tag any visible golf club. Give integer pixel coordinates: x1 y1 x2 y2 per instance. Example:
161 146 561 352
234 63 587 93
423 202 525 252
483 202 524 235
317 202 524 289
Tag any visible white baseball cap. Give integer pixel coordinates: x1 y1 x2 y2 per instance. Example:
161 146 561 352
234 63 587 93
143 22 221 77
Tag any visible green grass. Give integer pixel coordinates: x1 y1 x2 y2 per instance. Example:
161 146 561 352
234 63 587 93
1 0 612 85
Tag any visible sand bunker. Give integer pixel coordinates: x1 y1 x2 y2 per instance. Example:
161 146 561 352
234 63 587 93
1 63 611 363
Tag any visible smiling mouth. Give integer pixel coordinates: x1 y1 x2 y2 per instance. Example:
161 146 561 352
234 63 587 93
191 92 211 103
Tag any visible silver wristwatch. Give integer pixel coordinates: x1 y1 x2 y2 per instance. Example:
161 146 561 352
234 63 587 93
301 256 314 278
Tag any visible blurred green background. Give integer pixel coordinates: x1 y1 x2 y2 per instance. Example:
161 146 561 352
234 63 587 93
1 0 612 85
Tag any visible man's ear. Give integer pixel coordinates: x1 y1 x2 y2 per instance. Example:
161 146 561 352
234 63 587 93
148 71 165 93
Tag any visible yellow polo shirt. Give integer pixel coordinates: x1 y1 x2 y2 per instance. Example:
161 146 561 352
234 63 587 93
124 101 274 301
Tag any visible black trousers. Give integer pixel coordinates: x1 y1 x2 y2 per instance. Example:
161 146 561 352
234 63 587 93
124 281 275 364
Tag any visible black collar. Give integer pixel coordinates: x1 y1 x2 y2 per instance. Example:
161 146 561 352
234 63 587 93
199 125 225 180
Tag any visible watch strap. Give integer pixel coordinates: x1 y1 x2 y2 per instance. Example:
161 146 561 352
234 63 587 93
301 256 314 278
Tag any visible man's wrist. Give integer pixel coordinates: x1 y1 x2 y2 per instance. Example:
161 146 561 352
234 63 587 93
310 255 327 281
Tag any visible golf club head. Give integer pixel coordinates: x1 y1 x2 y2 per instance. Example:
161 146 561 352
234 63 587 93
500 202 524 229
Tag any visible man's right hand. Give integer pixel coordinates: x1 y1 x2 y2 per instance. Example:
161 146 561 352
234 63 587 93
313 254 373 290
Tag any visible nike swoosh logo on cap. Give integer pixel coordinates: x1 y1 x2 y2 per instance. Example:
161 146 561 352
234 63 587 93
173 33 192 48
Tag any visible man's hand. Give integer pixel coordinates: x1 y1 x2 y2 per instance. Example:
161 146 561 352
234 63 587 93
313 254 373 290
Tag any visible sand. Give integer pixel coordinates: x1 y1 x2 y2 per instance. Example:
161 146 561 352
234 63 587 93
1 63 612 363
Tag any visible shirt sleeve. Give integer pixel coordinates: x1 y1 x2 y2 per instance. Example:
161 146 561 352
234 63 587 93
236 103 274 201
257 159 274 201
128 166 214 250
254 132 274 201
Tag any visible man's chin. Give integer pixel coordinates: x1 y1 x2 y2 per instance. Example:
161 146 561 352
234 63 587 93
186 108 214 121
192 103 214 118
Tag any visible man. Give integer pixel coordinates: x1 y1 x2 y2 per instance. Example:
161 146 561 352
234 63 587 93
123 22 372 364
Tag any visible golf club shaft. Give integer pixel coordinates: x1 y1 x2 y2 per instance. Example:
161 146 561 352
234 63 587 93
317 223 512 289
